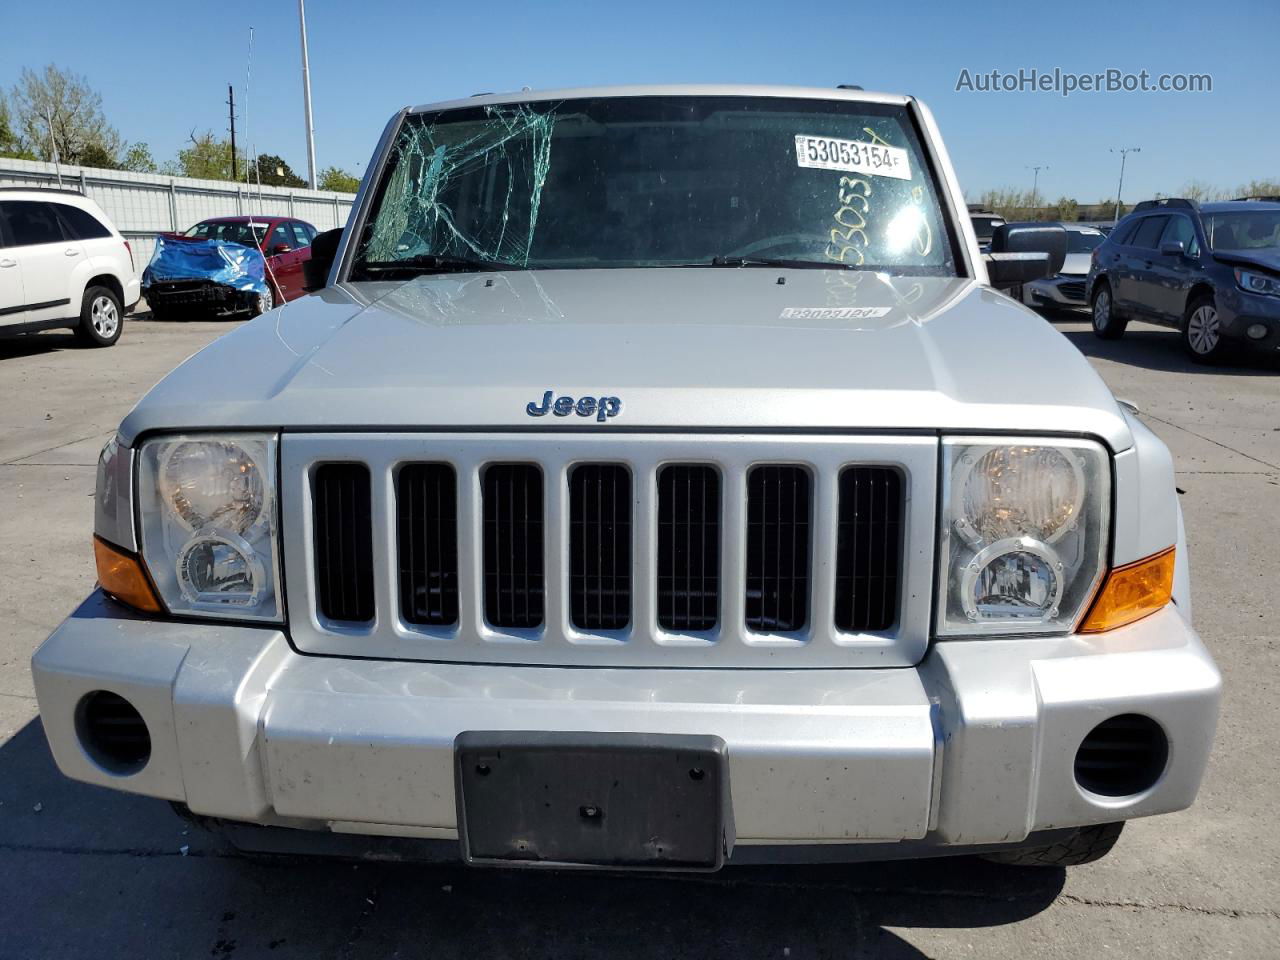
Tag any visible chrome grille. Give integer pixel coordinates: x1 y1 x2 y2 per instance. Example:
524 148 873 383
283 434 936 668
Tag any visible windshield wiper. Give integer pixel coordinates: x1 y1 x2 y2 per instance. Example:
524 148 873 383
354 253 517 278
704 256 859 270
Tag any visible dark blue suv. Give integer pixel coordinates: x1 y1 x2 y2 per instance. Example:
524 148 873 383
1086 198 1280 363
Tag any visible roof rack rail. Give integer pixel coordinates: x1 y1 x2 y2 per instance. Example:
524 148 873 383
0 185 86 197
1231 195 1280 203
1132 198 1197 212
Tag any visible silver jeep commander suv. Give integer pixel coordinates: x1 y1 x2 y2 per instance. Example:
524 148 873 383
33 86 1220 871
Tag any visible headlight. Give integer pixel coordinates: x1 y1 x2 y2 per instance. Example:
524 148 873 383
937 437 1109 637
137 433 281 621
1235 268 1280 297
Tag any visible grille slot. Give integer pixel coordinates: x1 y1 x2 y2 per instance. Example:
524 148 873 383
834 466 904 632
569 465 631 630
657 465 720 631
398 464 459 626
313 463 375 622
745 465 811 632
483 464 544 628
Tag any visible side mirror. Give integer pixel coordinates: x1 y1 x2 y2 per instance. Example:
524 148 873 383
303 228 344 292
272 243 292 255
985 222 1068 288
1159 240 1186 257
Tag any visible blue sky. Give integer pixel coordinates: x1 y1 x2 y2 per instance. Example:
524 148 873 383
2 0 1275 202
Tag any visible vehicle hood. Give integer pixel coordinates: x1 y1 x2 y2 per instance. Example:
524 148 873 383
1060 252 1093 276
119 268 1133 451
1212 249 1280 275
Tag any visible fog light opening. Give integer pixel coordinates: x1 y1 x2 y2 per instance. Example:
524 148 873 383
1245 323 1268 341
75 690 151 775
1074 713 1168 799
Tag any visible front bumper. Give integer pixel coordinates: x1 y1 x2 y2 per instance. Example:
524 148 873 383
1025 275 1089 307
1215 286 1280 351
32 591 1220 858
142 280 256 314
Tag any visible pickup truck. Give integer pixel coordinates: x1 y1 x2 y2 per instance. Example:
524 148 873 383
32 85 1220 871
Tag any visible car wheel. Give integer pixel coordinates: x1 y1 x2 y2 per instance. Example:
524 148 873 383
76 286 123 347
980 822 1124 867
1090 283 1126 340
250 286 275 318
1183 296 1228 363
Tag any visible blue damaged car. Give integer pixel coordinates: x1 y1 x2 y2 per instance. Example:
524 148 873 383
141 225 274 320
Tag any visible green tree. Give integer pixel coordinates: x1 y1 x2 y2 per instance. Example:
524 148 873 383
0 93 35 159
318 165 360 193
119 142 158 173
10 64 122 165
78 141 118 169
174 130 243 181
1052 196 1079 222
253 153 307 188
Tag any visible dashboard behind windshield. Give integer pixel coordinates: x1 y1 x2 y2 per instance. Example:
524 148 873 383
351 96 957 277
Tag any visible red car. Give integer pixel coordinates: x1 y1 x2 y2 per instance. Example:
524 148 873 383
183 215 317 306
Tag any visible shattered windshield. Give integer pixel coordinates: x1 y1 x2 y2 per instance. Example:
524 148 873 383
350 96 956 277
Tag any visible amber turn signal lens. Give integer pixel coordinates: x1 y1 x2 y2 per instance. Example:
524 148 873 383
93 536 163 614
1079 547 1175 634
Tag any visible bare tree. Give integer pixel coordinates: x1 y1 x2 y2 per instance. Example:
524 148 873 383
10 64 123 166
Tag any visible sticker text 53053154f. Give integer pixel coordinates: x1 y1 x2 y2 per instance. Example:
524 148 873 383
794 134 912 181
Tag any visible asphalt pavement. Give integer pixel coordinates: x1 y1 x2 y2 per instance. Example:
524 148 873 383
0 312 1276 959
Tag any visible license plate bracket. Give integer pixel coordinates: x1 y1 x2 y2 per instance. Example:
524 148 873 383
455 732 733 871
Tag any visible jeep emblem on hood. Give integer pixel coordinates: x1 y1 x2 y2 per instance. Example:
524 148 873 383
525 391 622 422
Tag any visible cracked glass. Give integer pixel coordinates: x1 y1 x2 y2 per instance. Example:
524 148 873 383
350 96 956 277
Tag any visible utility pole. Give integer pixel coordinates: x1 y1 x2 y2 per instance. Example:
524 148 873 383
1028 164 1049 205
227 84 238 181
298 0 318 189
1112 147 1140 222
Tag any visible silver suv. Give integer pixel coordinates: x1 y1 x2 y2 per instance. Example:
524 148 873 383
32 86 1219 871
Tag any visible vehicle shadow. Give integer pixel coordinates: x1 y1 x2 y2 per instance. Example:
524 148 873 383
0 329 83 359
1037 309 1280 375
0 718 1065 959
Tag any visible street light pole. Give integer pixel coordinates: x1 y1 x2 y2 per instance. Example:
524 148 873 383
1028 164 1049 208
298 0 318 189
1112 147 1140 222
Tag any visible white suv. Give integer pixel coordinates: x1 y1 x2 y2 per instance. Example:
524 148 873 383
0 188 140 346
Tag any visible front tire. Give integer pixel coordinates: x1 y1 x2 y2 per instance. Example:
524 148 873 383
77 286 123 347
1091 282 1127 340
981 821 1124 867
249 286 275 318
1183 296 1228 363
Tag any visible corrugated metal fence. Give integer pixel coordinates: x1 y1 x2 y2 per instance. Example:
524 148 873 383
0 157 356 268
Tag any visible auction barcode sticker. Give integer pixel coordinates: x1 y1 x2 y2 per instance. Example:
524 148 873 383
794 134 912 180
